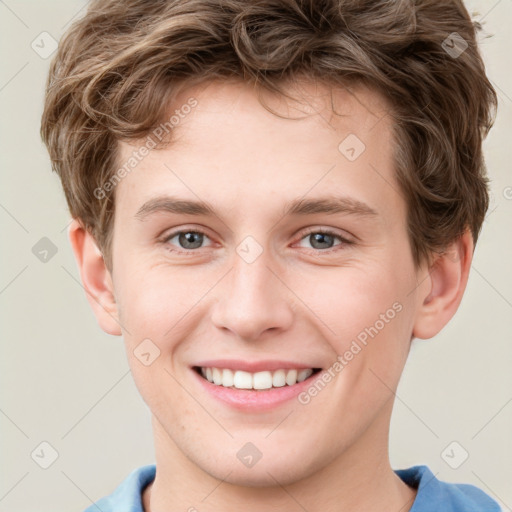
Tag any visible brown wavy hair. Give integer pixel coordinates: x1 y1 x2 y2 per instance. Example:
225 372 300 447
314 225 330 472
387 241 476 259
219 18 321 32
40 0 497 271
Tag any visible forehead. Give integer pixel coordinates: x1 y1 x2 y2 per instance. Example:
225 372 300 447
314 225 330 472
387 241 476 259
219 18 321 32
152 77 392 155
114 78 399 221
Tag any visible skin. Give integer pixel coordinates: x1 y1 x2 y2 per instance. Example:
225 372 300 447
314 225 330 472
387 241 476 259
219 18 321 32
69 78 473 512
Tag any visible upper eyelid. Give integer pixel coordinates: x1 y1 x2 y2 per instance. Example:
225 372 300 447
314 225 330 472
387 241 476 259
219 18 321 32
299 226 352 240
161 226 353 249
161 225 214 242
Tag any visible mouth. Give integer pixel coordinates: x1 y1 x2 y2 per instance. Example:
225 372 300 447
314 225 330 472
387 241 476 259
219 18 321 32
193 366 323 391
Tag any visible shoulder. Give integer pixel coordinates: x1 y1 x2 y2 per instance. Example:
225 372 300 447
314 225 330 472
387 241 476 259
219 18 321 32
82 464 156 512
395 465 502 512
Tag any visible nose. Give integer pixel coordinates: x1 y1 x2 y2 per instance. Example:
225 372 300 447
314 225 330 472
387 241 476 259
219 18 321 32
210 246 295 342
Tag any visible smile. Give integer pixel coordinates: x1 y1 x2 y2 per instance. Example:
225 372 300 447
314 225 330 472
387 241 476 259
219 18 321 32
194 366 322 391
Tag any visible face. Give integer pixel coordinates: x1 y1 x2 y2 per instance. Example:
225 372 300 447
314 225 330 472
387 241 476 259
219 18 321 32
108 79 427 486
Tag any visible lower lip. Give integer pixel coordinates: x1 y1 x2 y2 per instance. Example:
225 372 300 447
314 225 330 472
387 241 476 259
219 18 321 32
191 368 323 412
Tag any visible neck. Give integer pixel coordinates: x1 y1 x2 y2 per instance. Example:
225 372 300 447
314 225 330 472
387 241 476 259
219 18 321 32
143 406 417 512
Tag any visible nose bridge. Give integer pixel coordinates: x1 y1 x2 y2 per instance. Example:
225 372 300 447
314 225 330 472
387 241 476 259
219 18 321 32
211 237 293 341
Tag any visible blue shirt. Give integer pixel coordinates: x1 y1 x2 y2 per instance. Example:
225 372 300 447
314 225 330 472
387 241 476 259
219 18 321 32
83 464 502 511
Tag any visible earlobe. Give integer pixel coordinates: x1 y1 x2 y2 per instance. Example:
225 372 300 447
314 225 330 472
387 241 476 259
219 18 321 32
412 231 474 340
68 219 122 336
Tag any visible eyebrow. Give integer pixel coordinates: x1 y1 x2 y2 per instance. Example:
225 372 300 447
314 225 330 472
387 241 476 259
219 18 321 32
134 194 378 221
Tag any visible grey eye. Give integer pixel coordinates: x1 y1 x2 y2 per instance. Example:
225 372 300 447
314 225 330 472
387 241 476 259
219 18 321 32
307 232 336 250
165 230 210 250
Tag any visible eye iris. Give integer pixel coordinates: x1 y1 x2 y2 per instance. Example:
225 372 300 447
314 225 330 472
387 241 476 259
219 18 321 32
310 232 334 250
173 231 339 251
179 231 203 249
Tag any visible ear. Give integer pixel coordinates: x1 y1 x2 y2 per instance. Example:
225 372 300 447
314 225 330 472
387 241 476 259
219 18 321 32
68 219 122 336
412 230 474 340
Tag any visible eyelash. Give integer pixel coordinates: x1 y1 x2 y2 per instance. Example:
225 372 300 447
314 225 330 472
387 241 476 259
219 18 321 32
160 227 353 255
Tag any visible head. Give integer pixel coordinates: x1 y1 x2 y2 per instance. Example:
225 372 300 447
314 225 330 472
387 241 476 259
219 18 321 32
41 0 496 487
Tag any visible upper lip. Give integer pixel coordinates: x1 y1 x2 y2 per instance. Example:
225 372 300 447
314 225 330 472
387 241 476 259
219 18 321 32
192 359 321 373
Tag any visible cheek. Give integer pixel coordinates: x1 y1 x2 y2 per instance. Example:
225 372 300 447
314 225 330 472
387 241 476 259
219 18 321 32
288 260 415 389
115 262 210 398
116 262 190 339
289 260 409 333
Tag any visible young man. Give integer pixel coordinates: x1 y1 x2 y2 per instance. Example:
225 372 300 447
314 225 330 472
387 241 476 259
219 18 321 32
41 0 500 510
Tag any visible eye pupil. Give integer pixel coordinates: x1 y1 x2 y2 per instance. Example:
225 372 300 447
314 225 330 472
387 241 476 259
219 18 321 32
310 232 334 249
179 231 203 249
167 229 345 254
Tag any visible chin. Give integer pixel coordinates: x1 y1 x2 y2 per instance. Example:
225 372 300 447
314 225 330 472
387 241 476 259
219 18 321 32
220 466 303 488
199 450 321 488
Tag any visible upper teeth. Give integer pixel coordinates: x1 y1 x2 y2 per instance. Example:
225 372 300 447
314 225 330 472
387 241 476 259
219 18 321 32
200 367 315 390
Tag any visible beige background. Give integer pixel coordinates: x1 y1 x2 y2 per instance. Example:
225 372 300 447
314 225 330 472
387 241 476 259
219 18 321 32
0 1 511 510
